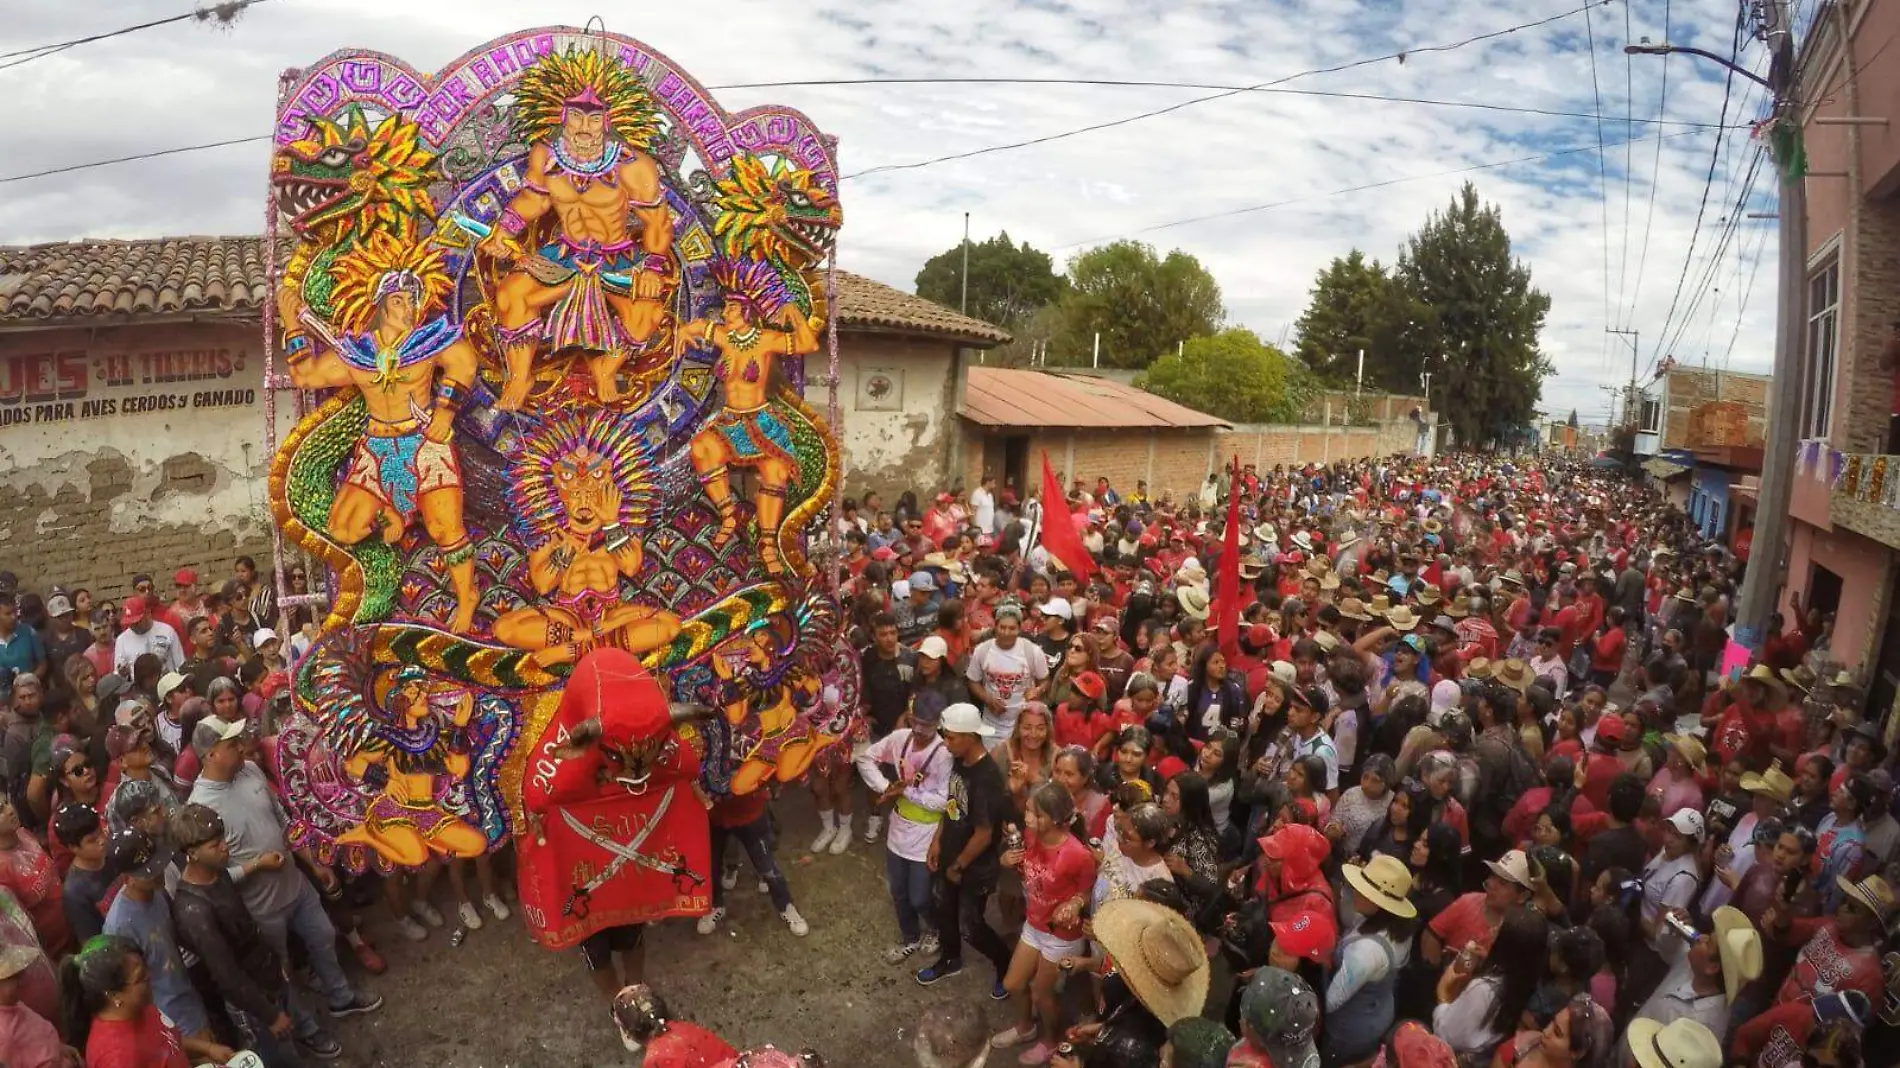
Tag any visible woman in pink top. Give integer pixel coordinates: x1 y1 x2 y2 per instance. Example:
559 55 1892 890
1645 734 1707 819
993 784 1094 1065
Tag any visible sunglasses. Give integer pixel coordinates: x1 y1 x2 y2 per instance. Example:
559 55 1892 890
63 761 93 777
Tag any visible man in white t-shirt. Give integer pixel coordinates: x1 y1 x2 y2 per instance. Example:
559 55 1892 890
963 605 1048 736
969 475 996 535
113 598 183 677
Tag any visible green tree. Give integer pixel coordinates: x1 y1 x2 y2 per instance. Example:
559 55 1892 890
1135 328 1308 423
1291 250 1421 387
1048 241 1224 368
1394 182 1553 446
914 231 1065 332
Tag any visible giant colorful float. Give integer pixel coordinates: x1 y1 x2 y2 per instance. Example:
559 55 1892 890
260 26 860 950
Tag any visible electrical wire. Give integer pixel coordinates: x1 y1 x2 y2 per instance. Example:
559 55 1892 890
1614 0 1637 330
0 1 272 70
1645 7 1747 377
0 72 1753 187
1624 0 1671 332
1052 127 1710 251
1584 1 1614 367
840 1 1611 179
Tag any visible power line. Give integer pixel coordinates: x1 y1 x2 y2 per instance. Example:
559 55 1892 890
840 1 1611 179
1583 2 1614 361
0 1 272 70
1624 0 1671 332
1053 127 1710 251
2 72 1752 187
1646 7 1747 376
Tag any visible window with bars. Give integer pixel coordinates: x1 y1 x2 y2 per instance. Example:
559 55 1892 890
1801 258 1840 440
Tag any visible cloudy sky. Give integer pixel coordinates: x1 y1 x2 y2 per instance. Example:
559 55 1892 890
0 0 1783 426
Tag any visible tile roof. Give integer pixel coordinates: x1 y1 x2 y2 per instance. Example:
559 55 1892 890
0 236 1013 347
960 367 1229 430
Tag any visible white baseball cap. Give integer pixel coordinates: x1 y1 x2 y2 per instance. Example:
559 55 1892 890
1039 597 1073 621
917 635 950 660
939 702 998 737
252 628 280 650
1665 809 1707 841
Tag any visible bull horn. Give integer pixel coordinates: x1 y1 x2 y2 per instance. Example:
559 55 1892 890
553 716 603 759
668 701 712 725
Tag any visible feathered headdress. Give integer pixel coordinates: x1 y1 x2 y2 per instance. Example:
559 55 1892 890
512 45 663 150
327 230 453 335
709 257 793 320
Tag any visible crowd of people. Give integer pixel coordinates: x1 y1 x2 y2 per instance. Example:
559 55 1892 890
1 452 1898 1068
813 456 1896 1068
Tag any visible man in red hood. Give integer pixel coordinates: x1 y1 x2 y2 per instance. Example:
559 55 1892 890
1255 823 1334 920
611 985 737 1067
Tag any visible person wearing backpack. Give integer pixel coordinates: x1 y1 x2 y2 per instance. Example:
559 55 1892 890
1469 682 1541 863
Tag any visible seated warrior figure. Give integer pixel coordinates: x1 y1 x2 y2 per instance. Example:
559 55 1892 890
283 231 482 634
336 664 488 866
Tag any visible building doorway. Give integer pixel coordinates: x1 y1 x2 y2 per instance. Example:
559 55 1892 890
1808 563 1843 619
979 434 1031 499
1869 569 1900 726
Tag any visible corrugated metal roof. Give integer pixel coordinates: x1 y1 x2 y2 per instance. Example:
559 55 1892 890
960 367 1229 430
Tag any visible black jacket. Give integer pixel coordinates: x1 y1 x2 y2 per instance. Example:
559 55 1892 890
170 870 286 1023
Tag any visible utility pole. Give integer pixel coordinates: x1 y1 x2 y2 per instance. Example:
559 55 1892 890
959 211 970 315
1606 327 1640 428
1419 371 1432 412
1628 0 1803 651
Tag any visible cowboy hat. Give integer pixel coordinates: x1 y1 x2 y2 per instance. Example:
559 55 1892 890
1414 585 1443 607
0 944 37 982
1663 733 1707 773
1837 873 1897 923
1312 630 1341 652
1238 555 1268 578
1739 762 1795 804
1091 898 1210 1026
1444 599 1469 619
1177 586 1210 621
1742 664 1789 710
1304 556 1332 578
1332 531 1361 551
1342 855 1418 919
1291 532 1315 554
1253 522 1277 544
1779 663 1818 694
1493 659 1534 693
1370 569 1391 585
1421 518 1443 534
1626 1017 1723 1068
1338 598 1374 622
1709 906 1762 1003
1465 657 1494 680
1672 586 1697 603
1365 594 1393 617
1319 572 1341 592
1386 606 1420 632
1500 569 1525 587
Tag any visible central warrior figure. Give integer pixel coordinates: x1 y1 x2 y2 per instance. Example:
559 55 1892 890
479 46 675 410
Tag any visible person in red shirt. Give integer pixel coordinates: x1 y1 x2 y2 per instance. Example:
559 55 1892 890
66 936 224 1068
994 784 1096 1063
698 791 806 937
1755 874 1891 1011
1420 849 1536 967
610 984 739 1068
1707 668 1785 769
0 799 70 959
1551 586 1584 664
1760 613 1808 673
1587 607 1628 688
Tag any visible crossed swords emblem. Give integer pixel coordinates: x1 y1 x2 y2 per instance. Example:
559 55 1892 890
560 784 707 918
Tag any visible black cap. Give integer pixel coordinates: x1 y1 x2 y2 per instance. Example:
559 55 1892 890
106 827 169 883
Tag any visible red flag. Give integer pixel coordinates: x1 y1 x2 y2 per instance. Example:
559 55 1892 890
1037 452 1096 579
1215 456 1242 658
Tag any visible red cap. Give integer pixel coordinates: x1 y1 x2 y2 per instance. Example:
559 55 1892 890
1594 714 1627 745
871 546 896 562
1269 908 1338 964
1072 671 1107 701
173 568 198 586
1389 1021 1457 1068
1156 756 1190 782
1245 623 1274 650
120 599 148 625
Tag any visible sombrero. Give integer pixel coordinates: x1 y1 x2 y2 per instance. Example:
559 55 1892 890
1742 664 1789 710
1092 898 1210 1026
1342 854 1418 919
1709 906 1762 1002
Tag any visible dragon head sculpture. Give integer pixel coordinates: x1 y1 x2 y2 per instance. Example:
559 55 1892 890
273 104 439 240
708 154 842 271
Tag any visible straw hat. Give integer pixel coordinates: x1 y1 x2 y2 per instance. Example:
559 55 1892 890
1319 571 1341 592
1739 762 1795 804
1465 657 1494 681
1333 531 1361 551
1493 659 1534 693
1238 555 1268 579
1339 598 1374 622
1663 733 1707 773
1444 599 1469 619
1342 855 1418 918
1709 906 1762 1002
1366 594 1393 617
1779 663 1818 695
1312 630 1341 652
1627 1018 1722 1068
1305 557 1332 578
1672 586 1697 604
1422 518 1444 534
1500 569 1525 587
1177 586 1210 621
1837 873 1897 924
0 944 38 982
1415 585 1443 607
1386 606 1420 632
1091 898 1210 1026
1370 569 1391 585
1742 664 1789 710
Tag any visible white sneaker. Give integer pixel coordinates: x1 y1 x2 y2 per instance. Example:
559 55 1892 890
827 827 851 855
483 893 510 921
883 940 922 964
918 931 940 957
395 917 428 942
720 865 740 891
810 825 836 854
781 905 809 937
991 1024 1035 1050
458 901 482 930
864 815 883 843
696 906 727 935
757 879 770 894
410 902 444 928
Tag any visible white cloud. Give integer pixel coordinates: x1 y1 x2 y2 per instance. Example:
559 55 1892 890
0 0 1780 428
